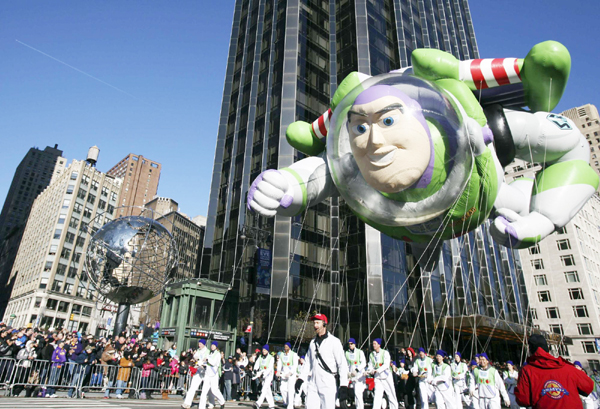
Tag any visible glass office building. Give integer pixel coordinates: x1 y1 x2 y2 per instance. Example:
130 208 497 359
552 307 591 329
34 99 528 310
203 0 532 360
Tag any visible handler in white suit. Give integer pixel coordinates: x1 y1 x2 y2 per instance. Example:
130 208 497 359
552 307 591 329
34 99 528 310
276 342 298 409
198 341 225 409
297 313 349 409
253 345 275 409
430 350 456 409
451 352 471 408
502 361 523 409
367 338 398 409
346 338 367 409
181 339 214 409
412 348 433 409
469 353 509 409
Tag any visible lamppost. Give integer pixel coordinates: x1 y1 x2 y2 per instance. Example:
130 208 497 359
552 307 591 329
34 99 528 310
239 224 271 400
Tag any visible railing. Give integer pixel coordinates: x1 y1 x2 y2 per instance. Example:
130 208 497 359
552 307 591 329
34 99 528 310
0 358 282 400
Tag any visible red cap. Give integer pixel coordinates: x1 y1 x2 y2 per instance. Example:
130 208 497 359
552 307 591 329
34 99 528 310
311 313 328 324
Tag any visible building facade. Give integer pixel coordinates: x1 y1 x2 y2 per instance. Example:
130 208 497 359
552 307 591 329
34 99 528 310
202 0 530 359
142 197 206 324
0 145 65 318
507 159 600 371
107 154 161 217
3 158 123 334
561 104 600 183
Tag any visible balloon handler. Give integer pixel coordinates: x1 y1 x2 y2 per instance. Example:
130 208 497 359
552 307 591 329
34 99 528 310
248 41 598 267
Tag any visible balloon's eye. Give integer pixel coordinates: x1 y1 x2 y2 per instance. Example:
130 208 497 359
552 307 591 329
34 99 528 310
353 124 368 135
382 117 394 126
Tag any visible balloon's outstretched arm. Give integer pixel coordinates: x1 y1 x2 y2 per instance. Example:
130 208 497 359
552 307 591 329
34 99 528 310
247 155 336 218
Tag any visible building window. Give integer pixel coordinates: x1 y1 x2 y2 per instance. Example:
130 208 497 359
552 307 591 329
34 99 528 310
76 236 85 247
549 324 564 335
51 280 63 292
529 244 540 255
531 259 544 270
101 186 109 196
556 226 567 234
578 323 593 335
574 305 589 317
83 208 92 219
546 307 560 319
73 203 83 214
53 229 62 239
77 189 86 199
557 344 570 356
46 299 58 310
65 232 75 244
34 298 42 308
561 255 575 266
70 171 78 180
60 248 71 259
557 239 571 250
530 308 538 320
63 283 74 295
534 275 548 286
538 290 551 302
569 288 584 300
49 245 57 256
564 271 580 283
582 341 598 354
589 360 600 371
82 306 92 317
57 301 69 312
66 184 75 194
107 204 115 215
62 199 71 209
87 194 96 204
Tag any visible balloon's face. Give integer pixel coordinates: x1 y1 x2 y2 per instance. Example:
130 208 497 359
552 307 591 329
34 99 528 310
348 95 431 194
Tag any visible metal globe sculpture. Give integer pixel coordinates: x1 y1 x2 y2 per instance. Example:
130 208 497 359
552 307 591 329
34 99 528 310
85 215 177 305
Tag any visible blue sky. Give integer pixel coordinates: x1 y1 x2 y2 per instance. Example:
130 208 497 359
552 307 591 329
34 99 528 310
1 1 599 217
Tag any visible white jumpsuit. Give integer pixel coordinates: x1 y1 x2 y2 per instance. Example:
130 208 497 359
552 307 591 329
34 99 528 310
412 357 433 409
254 354 275 408
503 370 523 409
469 366 509 409
346 348 367 409
277 351 298 409
367 349 398 409
294 361 307 407
183 347 214 407
431 363 456 409
198 349 225 409
452 361 471 408
299 331 349 409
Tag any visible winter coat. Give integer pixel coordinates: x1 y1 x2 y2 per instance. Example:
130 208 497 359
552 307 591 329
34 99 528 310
51 346 67 368
515 347 594 409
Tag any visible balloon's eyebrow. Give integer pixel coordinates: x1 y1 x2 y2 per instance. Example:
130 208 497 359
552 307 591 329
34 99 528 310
375 104 404 114
348 110 368 118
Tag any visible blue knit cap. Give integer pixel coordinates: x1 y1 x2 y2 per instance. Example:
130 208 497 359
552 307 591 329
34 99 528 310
284 342 292 348
436 350 447 357
199 339 207 345
373 338 382 346
418 347 426 353
470 360 477 366
455 351 461 358
348 338 356 344
507 360 514 365
574 361 583 367
400 359 405 364
211 341 218 347
479 352 490 361
263 344 270 351
391 361 396 366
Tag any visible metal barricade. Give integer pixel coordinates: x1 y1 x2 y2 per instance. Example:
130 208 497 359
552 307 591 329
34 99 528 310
137 365 183 399
0 357 16 393
80 363 139 399
10 360 81 397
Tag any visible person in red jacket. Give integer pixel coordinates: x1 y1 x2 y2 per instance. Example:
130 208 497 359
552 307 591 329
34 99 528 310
515 334 593 408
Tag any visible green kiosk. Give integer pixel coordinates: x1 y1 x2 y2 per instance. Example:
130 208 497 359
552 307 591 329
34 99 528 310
159 278 238 357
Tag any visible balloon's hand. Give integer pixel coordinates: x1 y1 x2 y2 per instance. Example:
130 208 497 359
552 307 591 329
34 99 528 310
247 169 293 216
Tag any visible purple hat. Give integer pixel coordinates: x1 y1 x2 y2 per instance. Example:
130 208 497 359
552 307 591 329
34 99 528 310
211 341 218 347
284 342 292 349
418 347 426 353
348 338 356 345
470 360 477 366
374 338 382 346
400 359 405 364
455 351 461 358
299 355 305 359
262 344 269 351
475 354 481 358
391 361 396 366
199 339 207 345
479 352 490 361
574 361 583 368
507 360 514 366
436 350 447 357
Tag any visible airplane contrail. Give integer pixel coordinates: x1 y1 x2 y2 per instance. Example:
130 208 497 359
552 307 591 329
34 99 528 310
16 39 162 111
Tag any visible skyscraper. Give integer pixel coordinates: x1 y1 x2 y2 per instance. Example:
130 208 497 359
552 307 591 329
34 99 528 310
0 145 65 318
561 104 600 184
203 0 531 357
3 156 122 332
107 154 161 216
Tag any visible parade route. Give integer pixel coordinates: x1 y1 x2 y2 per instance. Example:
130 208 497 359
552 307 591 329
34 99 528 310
0 397 263 409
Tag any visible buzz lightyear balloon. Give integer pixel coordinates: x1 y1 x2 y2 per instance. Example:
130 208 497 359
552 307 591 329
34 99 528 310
248 41 598 259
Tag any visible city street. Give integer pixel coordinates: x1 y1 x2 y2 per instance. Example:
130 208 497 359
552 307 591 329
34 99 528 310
0 397 260 409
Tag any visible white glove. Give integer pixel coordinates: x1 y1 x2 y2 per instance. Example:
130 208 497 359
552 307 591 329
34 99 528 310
247 169 293 217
